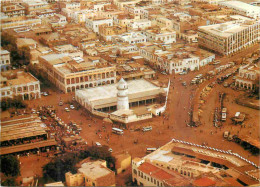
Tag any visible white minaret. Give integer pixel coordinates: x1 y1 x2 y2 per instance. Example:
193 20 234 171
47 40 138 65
117 78 129 110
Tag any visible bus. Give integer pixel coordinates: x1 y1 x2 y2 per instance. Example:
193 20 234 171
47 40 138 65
112 127 124 135
142 126 152 132
146 148 157 153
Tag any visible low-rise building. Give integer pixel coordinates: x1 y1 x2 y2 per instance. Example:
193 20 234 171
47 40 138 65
219 1 260 19
21 0 50 15
0 115 57 156
67 159 116 186
118 32 147 44
75 78 168 123
0 49 11 71
132 139 260 186
1 4 26 17
127 19 151 30
115 153 131 174
85 17 113 33
141 29 176 44
235 63 260 90
39 53 116 93
0 70 41 100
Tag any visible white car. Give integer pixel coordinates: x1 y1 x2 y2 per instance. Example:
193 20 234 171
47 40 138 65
96 142 102 147
43 92 48 96
179 71 187 75
108 148 113 153
70 105 75 109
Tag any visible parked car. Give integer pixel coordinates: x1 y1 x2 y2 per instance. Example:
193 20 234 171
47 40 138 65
179 71 187 75
59 101 63 106
70 105 75 109
182 81 187 86
43 92 48 96
65 108 70 112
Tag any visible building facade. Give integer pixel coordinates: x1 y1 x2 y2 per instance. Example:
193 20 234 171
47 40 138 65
198 20 260 56
235 63 260 90
0 71 41 100
0 49 11 71
39 54 116 93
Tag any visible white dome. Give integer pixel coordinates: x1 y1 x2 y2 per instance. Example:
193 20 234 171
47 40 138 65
117 78 128 90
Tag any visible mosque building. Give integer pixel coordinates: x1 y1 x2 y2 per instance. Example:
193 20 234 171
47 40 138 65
75 78 170 123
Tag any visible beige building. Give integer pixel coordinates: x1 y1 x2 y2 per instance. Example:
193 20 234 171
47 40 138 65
0 49 11 71
1 4 25 17
235 63 260 90
115 153 131 174
21 0 50 15
65 172 84 186
0 70 41 100
198 20 260 56
39 53 116 93
132 139 260 186
65 159 116 186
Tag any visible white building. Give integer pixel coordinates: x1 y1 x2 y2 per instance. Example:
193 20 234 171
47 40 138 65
75 79 168 123
127 19 152 30
198 20 260 56
219 1 260 19
85 18 113 33
0 71 41 100
119 32 147 44
0 49 11 71
141 29 176 44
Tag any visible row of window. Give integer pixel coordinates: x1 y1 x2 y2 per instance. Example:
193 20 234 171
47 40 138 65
137 170 163 186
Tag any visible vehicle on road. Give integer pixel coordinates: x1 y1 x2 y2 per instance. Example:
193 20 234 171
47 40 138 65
161 71 167 75
70 105 75 109
142 126 152 132
43 92 48 96
112 127 124 135
96 142 102 147
182 81 187 86
59 101 63 106
146 148 157 153
222 108 227 121
65 108 70 112
179 71 187 75
223 131 229 138
108 148 113 153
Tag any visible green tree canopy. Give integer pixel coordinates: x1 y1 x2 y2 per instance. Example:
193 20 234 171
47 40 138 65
0 155 20 177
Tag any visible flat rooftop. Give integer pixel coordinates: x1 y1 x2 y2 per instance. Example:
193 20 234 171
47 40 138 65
199 21 257 37
220 1 260 12
1 71 39 87
76 79 163 108
78 161 112 180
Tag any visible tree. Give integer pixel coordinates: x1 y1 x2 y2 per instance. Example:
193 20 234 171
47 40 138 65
1 177 17 186
0 155 20 177
156 93 166 104
1 32 31 67
0 96 27 111
42 153 78 182
86 146 116 170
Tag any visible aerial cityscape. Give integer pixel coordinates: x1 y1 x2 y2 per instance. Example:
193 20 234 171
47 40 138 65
0 0 259 186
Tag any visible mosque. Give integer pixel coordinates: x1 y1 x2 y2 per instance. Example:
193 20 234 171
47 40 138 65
75 78 170 123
